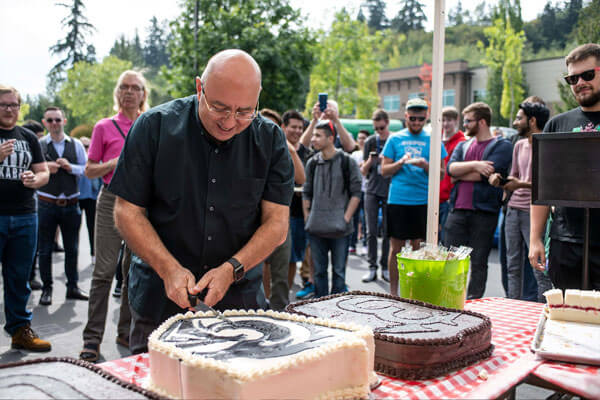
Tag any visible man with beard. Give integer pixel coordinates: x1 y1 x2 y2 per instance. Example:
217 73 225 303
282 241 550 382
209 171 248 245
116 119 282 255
489 100 553 302
381 98 447 296
444 102 512 299
529 43 600 290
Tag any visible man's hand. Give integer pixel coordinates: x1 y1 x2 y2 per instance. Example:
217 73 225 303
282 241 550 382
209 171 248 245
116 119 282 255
311 102 322 121
503 178 520 192
192 262 235 307
0 139 15 162
474 160 495 177
323 105 339 123
56 158 72 173
162 264 197 309
21 171 38 188
488 172 502 187
47 161 60 174
406 157 428 170
529 238 547 272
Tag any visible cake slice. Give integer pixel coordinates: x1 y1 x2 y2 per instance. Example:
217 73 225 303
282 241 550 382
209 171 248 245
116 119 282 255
544 289 600 324
147 309 374 400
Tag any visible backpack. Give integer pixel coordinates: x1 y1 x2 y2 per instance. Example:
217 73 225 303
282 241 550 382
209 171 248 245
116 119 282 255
307 152 352 195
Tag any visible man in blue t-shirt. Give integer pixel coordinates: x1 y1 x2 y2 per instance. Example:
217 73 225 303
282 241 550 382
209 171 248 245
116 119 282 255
381 98 447 295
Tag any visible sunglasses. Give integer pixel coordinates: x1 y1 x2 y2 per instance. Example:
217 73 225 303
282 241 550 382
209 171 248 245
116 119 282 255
564 67 600 85
408 116 426 122
45 118 63 123
374 125 386 131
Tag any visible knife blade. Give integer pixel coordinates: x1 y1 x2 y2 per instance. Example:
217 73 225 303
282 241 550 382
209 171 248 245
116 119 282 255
187 288 235 325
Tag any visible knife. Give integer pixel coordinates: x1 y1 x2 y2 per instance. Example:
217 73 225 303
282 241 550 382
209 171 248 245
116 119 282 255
187 288 235 325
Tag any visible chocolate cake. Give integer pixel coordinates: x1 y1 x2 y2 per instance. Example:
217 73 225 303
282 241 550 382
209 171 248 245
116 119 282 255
0 357 164 399
286 291 493 380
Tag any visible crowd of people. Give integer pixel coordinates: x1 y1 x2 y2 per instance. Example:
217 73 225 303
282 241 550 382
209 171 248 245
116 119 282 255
0 43 598 360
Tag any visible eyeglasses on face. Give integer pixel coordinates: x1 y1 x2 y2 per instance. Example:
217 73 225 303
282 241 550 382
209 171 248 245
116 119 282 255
45 118 63 123
374 125 386 131
0 103 20 111
408 116 426 122
564 67 600 85
119 84 144 92
201 82 258 121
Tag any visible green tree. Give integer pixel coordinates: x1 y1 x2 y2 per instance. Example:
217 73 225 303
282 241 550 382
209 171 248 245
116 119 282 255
109 32 145 67
391 0 427 33
305 11 381 119
58 56 133 126
575 0 600 44
144 17 171 69
49 0 96 78
448 0 468 26
500 20 525 120
164 0 315 112
366 0 388 31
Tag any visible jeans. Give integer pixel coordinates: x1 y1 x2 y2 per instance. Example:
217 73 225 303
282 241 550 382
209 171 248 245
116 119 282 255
350 193 366 248
505 207 551 302
38 200 81 290
309 234 349 298
439 201 450 243
364 193 389 271
443 209 498 299
0 213 37 335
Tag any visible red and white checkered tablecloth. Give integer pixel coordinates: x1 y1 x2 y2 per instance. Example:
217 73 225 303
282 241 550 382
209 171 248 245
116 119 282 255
98 297 595 399
531 361 600 399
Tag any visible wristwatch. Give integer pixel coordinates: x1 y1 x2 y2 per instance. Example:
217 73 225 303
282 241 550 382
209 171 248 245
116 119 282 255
228 257 245 282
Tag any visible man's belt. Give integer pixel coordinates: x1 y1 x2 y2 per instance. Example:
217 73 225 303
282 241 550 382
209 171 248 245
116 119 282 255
38 195 79 207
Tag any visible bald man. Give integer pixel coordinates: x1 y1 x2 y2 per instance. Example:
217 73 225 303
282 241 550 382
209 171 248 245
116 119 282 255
109 49 294 353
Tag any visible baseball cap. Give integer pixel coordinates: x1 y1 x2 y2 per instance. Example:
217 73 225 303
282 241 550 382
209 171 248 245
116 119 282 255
406 98 429 111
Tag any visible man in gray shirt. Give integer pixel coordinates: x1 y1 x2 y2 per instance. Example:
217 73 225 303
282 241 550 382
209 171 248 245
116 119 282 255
303 120 361 298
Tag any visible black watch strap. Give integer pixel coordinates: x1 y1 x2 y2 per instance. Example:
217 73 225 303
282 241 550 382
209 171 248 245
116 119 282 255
228 257 244 282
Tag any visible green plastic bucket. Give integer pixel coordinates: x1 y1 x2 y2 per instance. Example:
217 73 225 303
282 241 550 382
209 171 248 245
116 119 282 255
397 254 470 310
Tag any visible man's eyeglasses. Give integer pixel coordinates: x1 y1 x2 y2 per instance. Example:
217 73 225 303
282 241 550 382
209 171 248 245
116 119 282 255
374 125 386 131
45 118 63 123
201 82 258 121
463 118 479 125
0 103 20 111
564 67 600 85
408 116 426 122
119 84 144 92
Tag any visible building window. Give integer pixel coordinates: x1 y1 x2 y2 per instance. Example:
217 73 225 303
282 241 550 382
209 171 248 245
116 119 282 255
383 95 401 112
473 89 487 102
443 89 455 107
408 92 425 100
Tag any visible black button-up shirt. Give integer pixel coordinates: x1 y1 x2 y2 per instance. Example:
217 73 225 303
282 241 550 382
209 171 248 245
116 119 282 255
109 95 294 276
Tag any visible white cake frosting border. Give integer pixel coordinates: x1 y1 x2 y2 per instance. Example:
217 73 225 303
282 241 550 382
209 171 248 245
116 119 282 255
148 309 374 382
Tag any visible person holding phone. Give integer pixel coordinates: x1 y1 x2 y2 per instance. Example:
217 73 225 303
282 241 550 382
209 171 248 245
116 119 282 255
360 109 392 283
300 97 356 153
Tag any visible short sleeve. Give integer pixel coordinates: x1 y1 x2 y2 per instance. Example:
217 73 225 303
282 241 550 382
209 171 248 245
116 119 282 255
382 136 396 160
25 130 44 165
88 121 105 162
262 127 294 206
107 114 156 207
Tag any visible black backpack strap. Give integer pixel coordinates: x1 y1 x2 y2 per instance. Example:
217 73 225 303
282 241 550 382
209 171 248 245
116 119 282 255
111 118 127 139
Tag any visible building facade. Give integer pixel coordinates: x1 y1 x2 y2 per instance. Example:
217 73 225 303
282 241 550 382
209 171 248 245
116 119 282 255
378 57 565 121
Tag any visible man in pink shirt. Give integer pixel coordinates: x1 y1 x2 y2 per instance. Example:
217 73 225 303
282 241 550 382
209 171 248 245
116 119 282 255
80 70 149 362
489 100 553 301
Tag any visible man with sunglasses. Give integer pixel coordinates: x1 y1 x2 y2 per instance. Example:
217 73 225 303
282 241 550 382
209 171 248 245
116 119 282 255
108 49 294 354
37 106 88 306
381 98 447 295
360 109 391 283
529 43 600 291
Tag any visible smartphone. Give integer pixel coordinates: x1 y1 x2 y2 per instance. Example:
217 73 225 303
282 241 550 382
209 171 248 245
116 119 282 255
369 151 378 158
318 93 328 112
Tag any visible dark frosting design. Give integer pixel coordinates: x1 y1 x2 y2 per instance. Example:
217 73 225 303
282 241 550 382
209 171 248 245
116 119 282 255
0 357 164 399
159 315 349 361
286 291 493 379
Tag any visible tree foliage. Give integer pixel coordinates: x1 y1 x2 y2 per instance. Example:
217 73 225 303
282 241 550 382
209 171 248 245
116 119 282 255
49 0 96 78
110 32 144 67
164 0 315 112
391 0 427 33
524 0 582 54
500 20 525 120
366 0 388 31
305 11 381 119
58 56 133 126
575 0 600 44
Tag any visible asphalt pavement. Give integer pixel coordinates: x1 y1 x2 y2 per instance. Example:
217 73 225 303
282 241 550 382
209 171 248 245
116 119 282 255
0 223 553 398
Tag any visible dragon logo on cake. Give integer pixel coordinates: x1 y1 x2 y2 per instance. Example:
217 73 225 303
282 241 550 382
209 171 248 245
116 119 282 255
158 315 347 360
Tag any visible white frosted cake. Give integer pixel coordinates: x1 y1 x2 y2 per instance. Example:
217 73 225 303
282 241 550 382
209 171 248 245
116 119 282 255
544 288 600 324
147 309 375 400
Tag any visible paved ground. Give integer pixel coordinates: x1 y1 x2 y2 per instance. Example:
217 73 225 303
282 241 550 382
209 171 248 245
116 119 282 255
0 224 555 398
